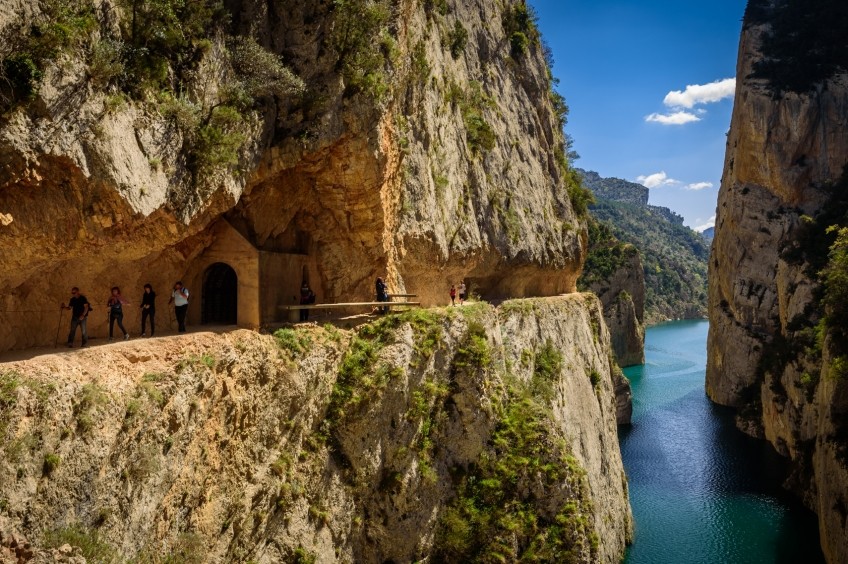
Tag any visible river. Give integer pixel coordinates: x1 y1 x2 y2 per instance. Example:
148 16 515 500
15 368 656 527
619 320 825 564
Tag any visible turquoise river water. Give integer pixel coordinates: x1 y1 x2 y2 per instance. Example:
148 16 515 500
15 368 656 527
619 320 825 564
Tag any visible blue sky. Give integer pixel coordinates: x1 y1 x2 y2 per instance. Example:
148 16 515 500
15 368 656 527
530 0 747 231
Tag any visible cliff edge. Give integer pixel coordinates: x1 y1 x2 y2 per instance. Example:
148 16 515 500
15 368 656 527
707 1 848 561
0 296 631 563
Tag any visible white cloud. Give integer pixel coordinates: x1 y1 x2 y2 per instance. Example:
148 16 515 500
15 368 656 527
636 171 679 189
684 181 714 191
645 111 701 125
695 215 716 232
663 78 736 109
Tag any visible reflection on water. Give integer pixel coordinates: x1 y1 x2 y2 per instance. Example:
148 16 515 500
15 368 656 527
620 320 823 564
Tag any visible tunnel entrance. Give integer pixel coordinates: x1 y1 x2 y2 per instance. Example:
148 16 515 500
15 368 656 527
202 262 238 324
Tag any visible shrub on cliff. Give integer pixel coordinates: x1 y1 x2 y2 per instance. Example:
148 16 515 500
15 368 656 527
747 0 848 94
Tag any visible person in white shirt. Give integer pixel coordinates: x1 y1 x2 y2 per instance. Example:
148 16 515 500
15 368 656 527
458 281 467 305
168 281 190 333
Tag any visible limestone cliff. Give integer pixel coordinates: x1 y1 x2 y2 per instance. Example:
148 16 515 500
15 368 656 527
0 0 588 351
579 220 645 369
0 296 631 562
707 2 848 561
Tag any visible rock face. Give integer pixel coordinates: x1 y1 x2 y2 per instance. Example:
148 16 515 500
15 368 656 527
0 0 585 351
579 219 645 369
707 4 848 562
0 296 631 563
587 251 645 368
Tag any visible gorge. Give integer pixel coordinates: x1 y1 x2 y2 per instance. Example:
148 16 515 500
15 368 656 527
2 0 848 561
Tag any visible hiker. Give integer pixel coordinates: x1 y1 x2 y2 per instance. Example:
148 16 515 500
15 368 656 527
168 281 190 333
449 284 457 306
106 286 130 341
458 281 467 305
375 277 389 314
61 287 90 347
140 284 156 337
299 281 315 322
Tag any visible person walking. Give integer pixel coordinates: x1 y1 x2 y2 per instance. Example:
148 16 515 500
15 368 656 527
375 277 389 314
168 281 190 333
449 284 457 306
140 284 156 337
107 286 130 341
62 287 90 347
458 281 467 305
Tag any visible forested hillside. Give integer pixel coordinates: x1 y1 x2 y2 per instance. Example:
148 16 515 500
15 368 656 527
578 171 708 323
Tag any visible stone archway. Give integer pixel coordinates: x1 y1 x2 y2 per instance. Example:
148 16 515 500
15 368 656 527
202 262 238 325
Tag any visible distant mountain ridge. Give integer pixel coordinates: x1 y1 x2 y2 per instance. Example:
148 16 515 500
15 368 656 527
576 168 685 224
577 169 648 207
578 169 709 324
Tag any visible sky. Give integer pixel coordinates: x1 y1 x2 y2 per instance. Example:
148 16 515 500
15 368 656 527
530 0 748 231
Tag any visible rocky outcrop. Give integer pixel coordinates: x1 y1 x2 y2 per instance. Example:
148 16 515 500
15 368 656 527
587 251 645 368
0 296 631 562
579 219 645 369
0 0 586 351
707 4 848 562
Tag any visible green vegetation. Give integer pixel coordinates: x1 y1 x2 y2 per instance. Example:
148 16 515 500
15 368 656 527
432 381 595 562
447 80 496 156
292 546 317 564
330 0 393 99
0 0 96 109
323 309 445 447
275 327 312 356
75 382 108 433
578 168 648 207
578 219 640 289
43 453 61 475
44 524 117 562
578 170 708 322
502 3 540 57
1 0 304 198
445 20 468 59
531 339 563 401
746 0 848 94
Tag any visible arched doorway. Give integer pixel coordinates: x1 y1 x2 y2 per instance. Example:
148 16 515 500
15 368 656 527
202 263 238 324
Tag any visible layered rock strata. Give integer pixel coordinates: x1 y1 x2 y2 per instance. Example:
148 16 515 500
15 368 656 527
0 296 631 563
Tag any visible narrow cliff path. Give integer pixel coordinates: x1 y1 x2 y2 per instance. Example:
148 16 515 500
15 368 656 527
0 301 510 364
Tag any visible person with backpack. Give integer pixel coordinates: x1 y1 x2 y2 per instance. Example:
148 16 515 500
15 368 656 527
168 281 190 333
140 284 156 337
458 281 467 305
61 287 90 347
107 286 130 341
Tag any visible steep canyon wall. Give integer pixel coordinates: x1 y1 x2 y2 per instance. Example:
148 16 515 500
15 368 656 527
707 2 848 561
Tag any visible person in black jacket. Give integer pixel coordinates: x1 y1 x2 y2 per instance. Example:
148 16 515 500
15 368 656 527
61 287 90 347
140 284 156 337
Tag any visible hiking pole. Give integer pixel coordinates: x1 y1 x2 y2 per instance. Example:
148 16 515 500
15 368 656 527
54 306 64 348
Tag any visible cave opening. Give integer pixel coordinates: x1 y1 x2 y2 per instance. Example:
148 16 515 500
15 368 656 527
202 262 238 325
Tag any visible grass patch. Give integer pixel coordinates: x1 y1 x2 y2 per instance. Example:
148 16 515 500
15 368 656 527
44 524 117 563
531 339 563 401
274 328 312 356
43 453 61 476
